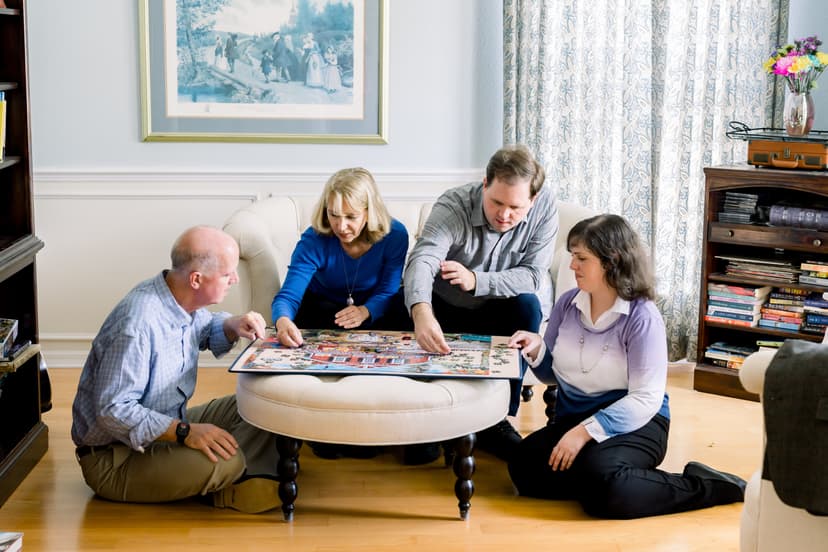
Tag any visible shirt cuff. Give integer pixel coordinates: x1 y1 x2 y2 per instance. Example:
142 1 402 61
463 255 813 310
582 416 610 443
521 340 547 368
472 271 490 297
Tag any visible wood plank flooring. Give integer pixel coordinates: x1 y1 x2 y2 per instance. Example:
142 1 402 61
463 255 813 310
0 364 762 551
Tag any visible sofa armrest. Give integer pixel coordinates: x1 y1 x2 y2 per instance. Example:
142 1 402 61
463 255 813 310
223 197 304 321
739 350 777 396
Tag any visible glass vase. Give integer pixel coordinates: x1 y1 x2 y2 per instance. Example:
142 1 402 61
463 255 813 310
783 91 815 137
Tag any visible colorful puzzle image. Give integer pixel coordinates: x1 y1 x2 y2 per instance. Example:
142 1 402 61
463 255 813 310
229 329 520 379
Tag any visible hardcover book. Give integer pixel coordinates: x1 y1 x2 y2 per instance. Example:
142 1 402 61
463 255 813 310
229 328 521 379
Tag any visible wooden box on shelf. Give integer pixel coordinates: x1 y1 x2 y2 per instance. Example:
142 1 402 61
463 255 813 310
697 165 828 401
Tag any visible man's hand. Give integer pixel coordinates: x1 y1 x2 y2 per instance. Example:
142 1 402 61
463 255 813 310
508 330 543 362
185 422 240 463
223 311 266 342
411 303 450 354
440 260 476 292
334 305 370 329
548 425 592 471
275 316 303 347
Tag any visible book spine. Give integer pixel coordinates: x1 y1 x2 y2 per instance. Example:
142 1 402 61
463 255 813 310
707 309 757 322
805 313 828 325
708 358 744 369
757 319 801 331
707 299 760 312
707 283 770 297
770 205 828 232
799 275 828 287
704 315 754 327
707 291 764 304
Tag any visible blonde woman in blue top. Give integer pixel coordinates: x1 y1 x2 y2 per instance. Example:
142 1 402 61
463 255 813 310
272 168 409 348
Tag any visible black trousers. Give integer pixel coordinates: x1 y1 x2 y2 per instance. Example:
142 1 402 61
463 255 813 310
508 413 724 518
431 293 541 416
294 289 410 331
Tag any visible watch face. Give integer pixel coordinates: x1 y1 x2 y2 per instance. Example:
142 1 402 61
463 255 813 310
176 422 190 442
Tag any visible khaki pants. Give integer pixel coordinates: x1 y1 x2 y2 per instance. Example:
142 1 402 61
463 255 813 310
78 395 278 503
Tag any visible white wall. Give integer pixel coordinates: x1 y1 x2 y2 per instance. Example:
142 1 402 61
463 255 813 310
26 1 503 366
789 0 828 130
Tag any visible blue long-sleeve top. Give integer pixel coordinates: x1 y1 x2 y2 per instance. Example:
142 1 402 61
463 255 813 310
531 288 670 442
271 219 408 323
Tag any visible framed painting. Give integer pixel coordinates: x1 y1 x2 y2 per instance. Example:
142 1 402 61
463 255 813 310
138 0 388 143
229 329 522 379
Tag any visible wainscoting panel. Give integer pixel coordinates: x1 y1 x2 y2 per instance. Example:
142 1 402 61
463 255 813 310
33 170 478 367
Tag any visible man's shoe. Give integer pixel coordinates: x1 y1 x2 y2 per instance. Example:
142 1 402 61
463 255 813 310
475 419 522 462
213 475 280 514
683 461 746 504
401 443 442 465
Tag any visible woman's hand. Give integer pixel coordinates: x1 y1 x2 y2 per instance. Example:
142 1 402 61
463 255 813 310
334 305 370 329
275 316 303 347
508 330 543 362
548 425 592 471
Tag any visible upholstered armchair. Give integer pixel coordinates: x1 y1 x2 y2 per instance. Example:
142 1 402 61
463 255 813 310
739 344 828 551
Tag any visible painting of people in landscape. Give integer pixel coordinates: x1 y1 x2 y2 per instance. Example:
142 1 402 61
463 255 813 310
228 329 521 379
166 0 363 120
139 0 386 142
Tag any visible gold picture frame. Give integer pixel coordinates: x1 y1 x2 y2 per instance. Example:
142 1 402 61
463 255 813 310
139 0 388 144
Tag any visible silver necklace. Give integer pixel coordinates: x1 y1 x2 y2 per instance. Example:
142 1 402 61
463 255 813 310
340 248 363 306
578 335 610 373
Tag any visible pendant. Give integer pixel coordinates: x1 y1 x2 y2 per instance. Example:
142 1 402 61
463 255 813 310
346 295 354 306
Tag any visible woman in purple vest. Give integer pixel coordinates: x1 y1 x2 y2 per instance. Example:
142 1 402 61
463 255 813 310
508 214 745 518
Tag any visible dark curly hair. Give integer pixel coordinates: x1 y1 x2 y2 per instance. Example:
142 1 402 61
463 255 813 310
567 214 655 301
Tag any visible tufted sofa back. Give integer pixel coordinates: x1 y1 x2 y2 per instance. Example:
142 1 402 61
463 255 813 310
220 194 596 323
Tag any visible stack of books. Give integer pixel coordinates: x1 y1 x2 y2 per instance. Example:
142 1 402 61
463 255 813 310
718 191 759 224
705 283 771 327
716 254 800 284
799 260 828 288
703 341 758 370
759 288 807 331
802 292 828 336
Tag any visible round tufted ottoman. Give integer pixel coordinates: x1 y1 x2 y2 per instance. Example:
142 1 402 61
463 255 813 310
236 372 510 520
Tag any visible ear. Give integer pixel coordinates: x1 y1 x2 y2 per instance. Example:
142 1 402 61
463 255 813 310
189 271 202 290
482 176 488 188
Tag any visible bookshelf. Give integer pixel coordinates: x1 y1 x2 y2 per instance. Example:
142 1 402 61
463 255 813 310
0 0 48 506
696 165 828 401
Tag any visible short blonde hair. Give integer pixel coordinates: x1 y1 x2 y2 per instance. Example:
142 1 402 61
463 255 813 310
311 168 392 244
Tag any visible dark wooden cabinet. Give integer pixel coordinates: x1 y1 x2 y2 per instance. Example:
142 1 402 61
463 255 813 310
696 164 828 401
0 0 48 507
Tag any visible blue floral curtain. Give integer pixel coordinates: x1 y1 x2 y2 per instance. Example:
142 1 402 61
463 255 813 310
504 0 788 360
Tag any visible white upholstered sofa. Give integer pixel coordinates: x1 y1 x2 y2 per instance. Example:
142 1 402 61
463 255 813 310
220 194 597 391
739 347 828 551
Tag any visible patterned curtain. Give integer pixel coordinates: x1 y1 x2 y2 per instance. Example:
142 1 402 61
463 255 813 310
504 0 788 360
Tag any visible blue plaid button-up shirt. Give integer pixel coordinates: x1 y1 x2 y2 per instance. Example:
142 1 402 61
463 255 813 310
71 271 233 451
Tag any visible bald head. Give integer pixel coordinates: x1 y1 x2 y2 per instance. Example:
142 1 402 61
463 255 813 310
170 226 239 276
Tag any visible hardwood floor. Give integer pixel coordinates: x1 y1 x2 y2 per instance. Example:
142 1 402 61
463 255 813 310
1 364 761 551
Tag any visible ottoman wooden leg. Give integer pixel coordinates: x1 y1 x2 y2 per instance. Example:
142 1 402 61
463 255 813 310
276 435 302 521
452 433 476 520
543 384 558 425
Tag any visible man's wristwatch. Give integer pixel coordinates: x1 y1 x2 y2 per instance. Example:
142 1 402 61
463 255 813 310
176 421 190 444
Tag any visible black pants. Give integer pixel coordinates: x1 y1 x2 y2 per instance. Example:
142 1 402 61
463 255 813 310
508 414 724 519
431 293 541 416
294 289 410 331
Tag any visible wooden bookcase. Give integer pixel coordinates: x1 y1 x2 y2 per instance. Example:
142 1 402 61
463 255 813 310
0 0 48 507
696 164 828 401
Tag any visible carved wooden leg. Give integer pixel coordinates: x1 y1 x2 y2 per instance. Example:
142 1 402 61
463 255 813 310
276 435 301 521
521 384 534 402
452 433 476 520
542 384 558 426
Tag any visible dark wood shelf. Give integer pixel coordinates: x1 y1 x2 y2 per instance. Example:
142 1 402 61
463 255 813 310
697 165 828 402
0 0 46 507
